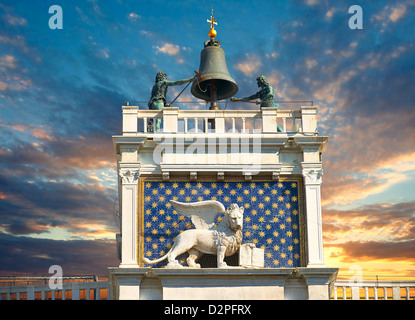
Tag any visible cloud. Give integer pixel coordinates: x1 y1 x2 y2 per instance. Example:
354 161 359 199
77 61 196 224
322 200 415 269
0 54 17 71
128 12 140 21
234 53 263 77
154 42 180 56
389 4 407 22
329 240 415 263
0 233 118 275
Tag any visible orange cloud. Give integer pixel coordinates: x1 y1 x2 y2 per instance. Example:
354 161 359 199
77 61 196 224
234 53 262 77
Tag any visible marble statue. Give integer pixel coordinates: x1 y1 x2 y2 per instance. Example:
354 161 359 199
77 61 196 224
142 200 244 268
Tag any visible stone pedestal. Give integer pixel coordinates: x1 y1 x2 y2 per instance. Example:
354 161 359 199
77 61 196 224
109 267 338 300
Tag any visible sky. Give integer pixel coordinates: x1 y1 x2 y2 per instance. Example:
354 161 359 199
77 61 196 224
0 0 414 279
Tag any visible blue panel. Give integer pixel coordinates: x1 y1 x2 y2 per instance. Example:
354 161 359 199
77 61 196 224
139 179 303 268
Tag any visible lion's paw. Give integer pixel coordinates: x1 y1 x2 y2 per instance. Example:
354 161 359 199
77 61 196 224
165 261 184 269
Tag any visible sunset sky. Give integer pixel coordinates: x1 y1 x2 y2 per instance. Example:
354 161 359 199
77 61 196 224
0 0 414 279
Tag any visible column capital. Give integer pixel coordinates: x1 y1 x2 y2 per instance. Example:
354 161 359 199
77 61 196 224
301 162 323 185
119 168 140 184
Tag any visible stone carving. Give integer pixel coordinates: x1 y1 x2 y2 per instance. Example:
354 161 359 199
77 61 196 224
142 200 244 268
303 169 323 184
119 169 140 184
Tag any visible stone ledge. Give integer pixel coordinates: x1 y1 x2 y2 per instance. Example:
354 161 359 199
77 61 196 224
108 267 338 300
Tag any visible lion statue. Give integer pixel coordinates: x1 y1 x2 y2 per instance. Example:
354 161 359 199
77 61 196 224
142 200 244 268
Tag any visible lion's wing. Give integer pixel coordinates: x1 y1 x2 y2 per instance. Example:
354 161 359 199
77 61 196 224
170 200 225 230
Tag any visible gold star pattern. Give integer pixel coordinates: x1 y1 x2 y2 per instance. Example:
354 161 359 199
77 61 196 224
141 179 302 268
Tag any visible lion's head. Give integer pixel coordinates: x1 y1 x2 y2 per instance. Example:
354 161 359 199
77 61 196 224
225 203 244 231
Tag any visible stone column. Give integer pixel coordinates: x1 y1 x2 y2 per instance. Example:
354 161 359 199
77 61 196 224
302 162 325 267
119 167 140 268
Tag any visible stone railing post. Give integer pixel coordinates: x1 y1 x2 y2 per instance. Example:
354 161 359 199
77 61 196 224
301 106 317 133
261 107 278 133
122 105 138 135
162 107 179 132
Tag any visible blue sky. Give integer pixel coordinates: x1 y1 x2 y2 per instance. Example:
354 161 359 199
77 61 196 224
0 0 414 277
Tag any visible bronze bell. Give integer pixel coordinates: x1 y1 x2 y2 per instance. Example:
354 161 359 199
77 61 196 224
191 40 238 110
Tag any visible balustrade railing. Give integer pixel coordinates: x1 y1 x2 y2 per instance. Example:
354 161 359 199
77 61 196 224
2 278 414 300
120 103 318 136
332 279 415 300
0 279 109 300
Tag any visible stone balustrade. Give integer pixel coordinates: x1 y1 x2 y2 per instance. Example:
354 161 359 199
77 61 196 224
0 279 109 300
2 278 414 300
332 279 415 300
121 105 318 135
